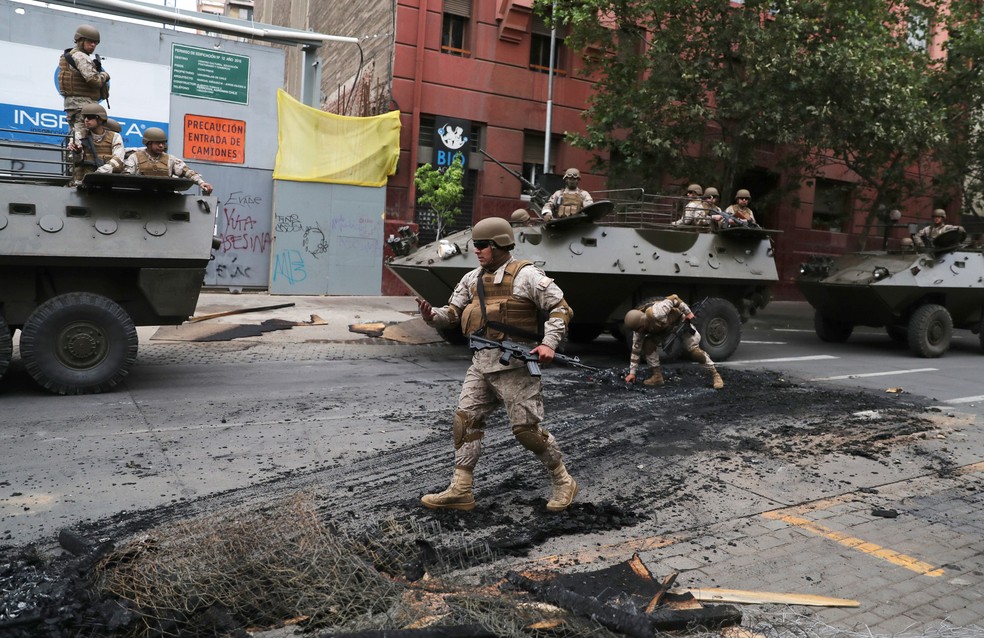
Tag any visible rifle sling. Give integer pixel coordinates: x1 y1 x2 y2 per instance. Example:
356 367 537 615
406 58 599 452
475 274 540 343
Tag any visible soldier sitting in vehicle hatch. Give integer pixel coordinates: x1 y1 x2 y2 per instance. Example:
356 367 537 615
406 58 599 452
912 209 965 252
541 168 593 221
118 127 213 195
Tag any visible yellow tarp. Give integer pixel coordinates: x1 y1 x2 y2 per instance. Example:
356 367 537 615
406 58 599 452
273 89 401 186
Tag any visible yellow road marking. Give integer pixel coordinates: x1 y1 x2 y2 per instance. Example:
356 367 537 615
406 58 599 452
762 511 944 577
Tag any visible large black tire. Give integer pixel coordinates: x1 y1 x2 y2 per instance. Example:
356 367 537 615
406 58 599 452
437 326 467 345
0 313 12 382
692 297 742 362
814 311 854 343
907 304 952 358
19 293 138 395
568 322 605 344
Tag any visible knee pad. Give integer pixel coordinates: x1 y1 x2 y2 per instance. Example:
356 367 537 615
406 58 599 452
453 410 485 450
512 423 549 454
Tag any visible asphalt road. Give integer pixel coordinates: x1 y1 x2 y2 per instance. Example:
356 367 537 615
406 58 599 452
1 296 983 635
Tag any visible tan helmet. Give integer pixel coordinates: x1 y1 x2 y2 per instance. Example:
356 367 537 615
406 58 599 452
510 208 530 224
624 309 646 331
932 208 946 219
80 103 107 121
142 127 168 143
900 237 914 247
736 189 751 200
704 187 719 198
104 118 121 133
472 216 515 249
75 25 101 43
563 168 581 179
687 183 703 196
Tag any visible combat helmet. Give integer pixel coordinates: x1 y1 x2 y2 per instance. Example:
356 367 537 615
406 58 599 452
104 118 121 133
80 103 107 122
687 183 703 196
472 217 515 249
142 127 168 143
704 187 719 198
624 309 646 331
75 25 101 43
932 208 946 219
735 189 751 200
563 168 581 179
510 209 530 224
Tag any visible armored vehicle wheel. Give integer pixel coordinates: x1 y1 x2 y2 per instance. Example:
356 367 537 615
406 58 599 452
886 325 908 343
437 326 467 346
19 293 138 395
568 322 605 343
814 311 854 343
0 313 12 382
693 297 742 362
907 304 952 358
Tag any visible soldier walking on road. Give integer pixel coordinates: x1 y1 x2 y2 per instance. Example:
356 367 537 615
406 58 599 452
417 216 578 513
623 295 724 389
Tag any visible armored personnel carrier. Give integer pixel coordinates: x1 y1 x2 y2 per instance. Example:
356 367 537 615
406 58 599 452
0 163 218 394
387 191 779 361
797 227 984 357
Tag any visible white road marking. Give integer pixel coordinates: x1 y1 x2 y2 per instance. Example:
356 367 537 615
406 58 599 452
944 395 984 405
720 355 837 366
742 340 787 345
773 329 815 333
810 368 937 381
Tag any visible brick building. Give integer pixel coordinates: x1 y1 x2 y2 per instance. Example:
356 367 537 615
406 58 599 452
253 0 963 299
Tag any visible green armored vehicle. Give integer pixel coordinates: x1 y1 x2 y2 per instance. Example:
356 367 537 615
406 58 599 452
797 227 984 357
0 171 217 394
387 192 779 361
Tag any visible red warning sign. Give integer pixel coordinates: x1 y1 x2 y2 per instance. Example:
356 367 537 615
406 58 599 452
183 114 246 164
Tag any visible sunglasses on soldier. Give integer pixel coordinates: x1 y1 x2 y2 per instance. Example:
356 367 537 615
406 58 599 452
472 240 493 249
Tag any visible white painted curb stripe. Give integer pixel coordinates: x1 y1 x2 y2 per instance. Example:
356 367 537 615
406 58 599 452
811 368 938 381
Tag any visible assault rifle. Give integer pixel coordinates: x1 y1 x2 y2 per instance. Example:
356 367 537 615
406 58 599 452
468 334 600 377
660 297 709 351
478 149 551 213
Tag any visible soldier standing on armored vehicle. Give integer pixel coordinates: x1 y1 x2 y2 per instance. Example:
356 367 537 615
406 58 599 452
74 103 123 182
59 25 111 150
713 189 758 229
541 168 593 221
623 295 724 389
913 209 966 252
416 217 579 513
122 127 214 195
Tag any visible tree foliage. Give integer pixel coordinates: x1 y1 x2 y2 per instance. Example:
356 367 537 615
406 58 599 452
547 0 984 241
414 153 465 239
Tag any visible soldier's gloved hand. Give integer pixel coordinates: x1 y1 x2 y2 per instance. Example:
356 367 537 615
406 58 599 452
624 373 636 383
685 313 695 321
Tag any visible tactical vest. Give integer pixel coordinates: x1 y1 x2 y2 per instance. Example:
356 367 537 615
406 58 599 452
133 150 171 177
460 260 539 340
88 132 116 165
643 296 683 333
557 191 584 218
58 49 103 100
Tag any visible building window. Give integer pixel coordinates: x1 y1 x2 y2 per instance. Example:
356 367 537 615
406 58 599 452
442 0 471 57
907 4 932 52
812 178 854 232
529 14 566 74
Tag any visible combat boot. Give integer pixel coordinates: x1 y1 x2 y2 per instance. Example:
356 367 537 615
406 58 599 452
709 366 724 389
421 468 475 511
546 463 578 512
643 370 664 386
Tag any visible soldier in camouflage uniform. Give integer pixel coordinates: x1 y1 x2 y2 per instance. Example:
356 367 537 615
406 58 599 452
913 209 965 251
673 184 712 226
73 103 123 182
121 127 213 194
541 168 593 221
417 216 578 512
623 295 724 389
59 25 111 149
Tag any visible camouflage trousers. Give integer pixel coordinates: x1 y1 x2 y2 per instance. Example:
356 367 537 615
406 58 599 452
451 348 563 471
641 327 712 372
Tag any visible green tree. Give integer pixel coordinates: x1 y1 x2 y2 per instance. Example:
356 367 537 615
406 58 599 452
548 0 984 242
414 153 465 239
